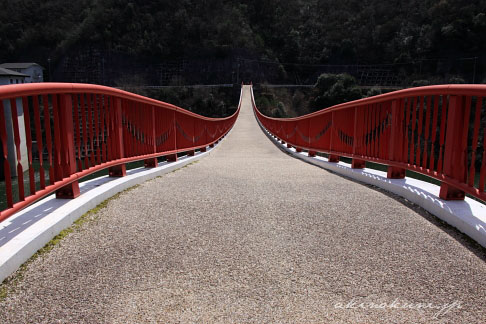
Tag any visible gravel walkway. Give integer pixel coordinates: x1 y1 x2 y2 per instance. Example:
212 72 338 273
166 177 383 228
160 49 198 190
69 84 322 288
1 86 486 323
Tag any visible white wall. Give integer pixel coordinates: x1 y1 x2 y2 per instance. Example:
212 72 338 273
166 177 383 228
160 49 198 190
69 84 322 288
0 76 25 85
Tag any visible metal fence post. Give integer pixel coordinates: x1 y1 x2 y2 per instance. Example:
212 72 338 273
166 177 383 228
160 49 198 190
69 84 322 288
167 110 178 162
144 105 158 168
55 94 80 199
328 111 340 162
307 119 316 157
439 95 466 200
387 99 406 178
351 106 365 168
108 97 126 177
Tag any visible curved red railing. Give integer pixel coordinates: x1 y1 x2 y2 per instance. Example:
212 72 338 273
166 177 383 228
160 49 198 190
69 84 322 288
0 83 241 221
251 84 486 203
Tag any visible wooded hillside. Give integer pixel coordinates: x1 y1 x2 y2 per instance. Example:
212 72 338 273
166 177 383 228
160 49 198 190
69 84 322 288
1 0 485 85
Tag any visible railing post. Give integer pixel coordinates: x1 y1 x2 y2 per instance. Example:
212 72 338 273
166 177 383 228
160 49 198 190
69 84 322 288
55 94 80 199
0 100 13 207
108 98 126 177
387 99 406 179
307 119 315 157
328 154 340 162
144 105 158 168
351 159 365 168
187 119 196 156
351 107 365 168
200 123 208 152
167 110 178 162
440 95 466 200
328 111 340 162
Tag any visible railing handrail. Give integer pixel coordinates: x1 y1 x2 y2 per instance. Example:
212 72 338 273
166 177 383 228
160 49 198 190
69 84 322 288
0 83 239 121
251 84 486 204
256 84 486 121
0 83 242 221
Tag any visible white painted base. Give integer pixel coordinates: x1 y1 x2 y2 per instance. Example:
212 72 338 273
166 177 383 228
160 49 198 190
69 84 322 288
0 137 228 283
260 127 486 249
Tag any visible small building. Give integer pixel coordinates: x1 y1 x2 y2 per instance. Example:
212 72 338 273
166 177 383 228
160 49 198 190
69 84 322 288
0 67 28 85
0 67 29 179
0 63 43 83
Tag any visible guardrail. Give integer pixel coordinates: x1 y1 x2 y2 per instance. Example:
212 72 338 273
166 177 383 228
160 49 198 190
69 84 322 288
0 83 241 221
251 84 486 203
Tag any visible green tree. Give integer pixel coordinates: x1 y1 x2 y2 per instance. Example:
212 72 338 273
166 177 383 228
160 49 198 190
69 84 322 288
309 73 362 110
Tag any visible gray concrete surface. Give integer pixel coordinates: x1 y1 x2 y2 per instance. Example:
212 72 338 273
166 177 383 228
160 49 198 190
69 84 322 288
1 86 485 323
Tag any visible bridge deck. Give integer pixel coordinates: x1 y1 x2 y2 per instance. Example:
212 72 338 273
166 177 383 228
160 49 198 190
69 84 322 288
1 86 486 323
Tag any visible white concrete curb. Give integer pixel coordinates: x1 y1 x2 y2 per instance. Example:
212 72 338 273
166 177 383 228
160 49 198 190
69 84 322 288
260 126 486 249
0 135 229 283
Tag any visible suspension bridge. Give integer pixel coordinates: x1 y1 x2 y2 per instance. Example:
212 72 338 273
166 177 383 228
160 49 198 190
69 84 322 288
0 84 485 323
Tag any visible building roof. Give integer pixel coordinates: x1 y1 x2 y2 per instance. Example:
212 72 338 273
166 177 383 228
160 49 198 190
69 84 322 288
0 67 29 77
0 62 43 69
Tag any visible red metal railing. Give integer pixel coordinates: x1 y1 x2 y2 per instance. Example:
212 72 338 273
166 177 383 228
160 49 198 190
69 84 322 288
0 83 241 221
251 85 486 203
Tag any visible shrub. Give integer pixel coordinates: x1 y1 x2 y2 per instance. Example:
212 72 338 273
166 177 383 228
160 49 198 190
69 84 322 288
309 73 362 110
